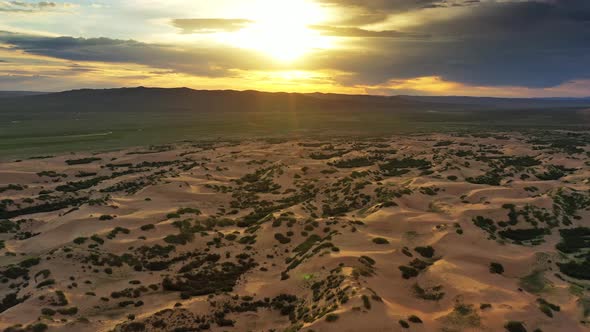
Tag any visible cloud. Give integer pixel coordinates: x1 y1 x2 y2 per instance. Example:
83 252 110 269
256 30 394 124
363 76 590 98
171 18 253 34
10 1 56 8
0 31 283 77
310 25 429 38
0 1 71 13
317 0 482 29
319 0 437 12
318 0 479 13
324 10 389 26
307 0 590 88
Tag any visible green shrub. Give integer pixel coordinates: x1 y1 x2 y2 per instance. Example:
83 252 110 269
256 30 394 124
325 313 339 322
399 266 419 279
415 246 435 258
412 283 445 301
372 237 389 245
490 262 504 274
557 259 590 280
466 172 502 186
41 308 56 316
362 294 371 310
274 233 291 244
65 157 101 165
330 157 374 168
473 216 497 233
73 237 88 245
504 321 527 332
121 322 146 331
19 257 40 268
30 323 49 332
0 292 29 314
140 224 155 231
293 235 321 254
36 279 55 288
57 307 78 315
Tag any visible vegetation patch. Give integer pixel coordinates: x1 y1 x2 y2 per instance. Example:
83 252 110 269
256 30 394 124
65 157 102 165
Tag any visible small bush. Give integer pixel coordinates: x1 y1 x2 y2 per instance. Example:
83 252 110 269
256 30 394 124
372 237 389 245
325 313 339 322
415 246 435 258
504 321 527 332
362 294 371 310
41 308 56 316
122 322 146 331
399 266 419 279
65 157 101 165
490 262 504 274
57 307 78 315
30 323 49 332
36 279 55 288
73 237 87 245
274 233 291 244
140 224 155 231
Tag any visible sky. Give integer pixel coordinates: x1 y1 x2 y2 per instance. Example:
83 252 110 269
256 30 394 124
0 0 589 97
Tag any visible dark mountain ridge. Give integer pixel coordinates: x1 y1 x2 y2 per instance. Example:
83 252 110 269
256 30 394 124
2 87 588 114
399 95 590 108
0 91 48 98
0 87 434 114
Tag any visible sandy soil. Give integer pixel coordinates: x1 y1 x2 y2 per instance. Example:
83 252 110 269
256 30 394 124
1 132 589 332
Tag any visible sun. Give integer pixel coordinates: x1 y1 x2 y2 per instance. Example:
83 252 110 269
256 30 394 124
224 0 331 62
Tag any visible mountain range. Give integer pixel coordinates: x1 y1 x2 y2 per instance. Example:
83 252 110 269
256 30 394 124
1 87 589 113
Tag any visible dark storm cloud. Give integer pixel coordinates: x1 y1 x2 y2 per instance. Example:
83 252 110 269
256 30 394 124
311 0 590 88
171 18 253 34
411 0 590 87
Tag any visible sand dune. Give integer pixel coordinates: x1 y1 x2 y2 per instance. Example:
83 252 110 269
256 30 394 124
1 132 590 331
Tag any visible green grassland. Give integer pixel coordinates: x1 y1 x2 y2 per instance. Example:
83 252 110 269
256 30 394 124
1 89 589 159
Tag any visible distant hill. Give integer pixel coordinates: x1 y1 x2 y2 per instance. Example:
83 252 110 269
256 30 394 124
398 95 590 109
0 87 438 114
1 87 588 114
0 91 48 98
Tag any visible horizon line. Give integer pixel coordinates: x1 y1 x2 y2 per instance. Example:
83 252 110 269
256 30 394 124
3 86 590 100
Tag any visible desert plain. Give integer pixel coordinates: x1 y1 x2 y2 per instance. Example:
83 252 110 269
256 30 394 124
1 131 590 332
